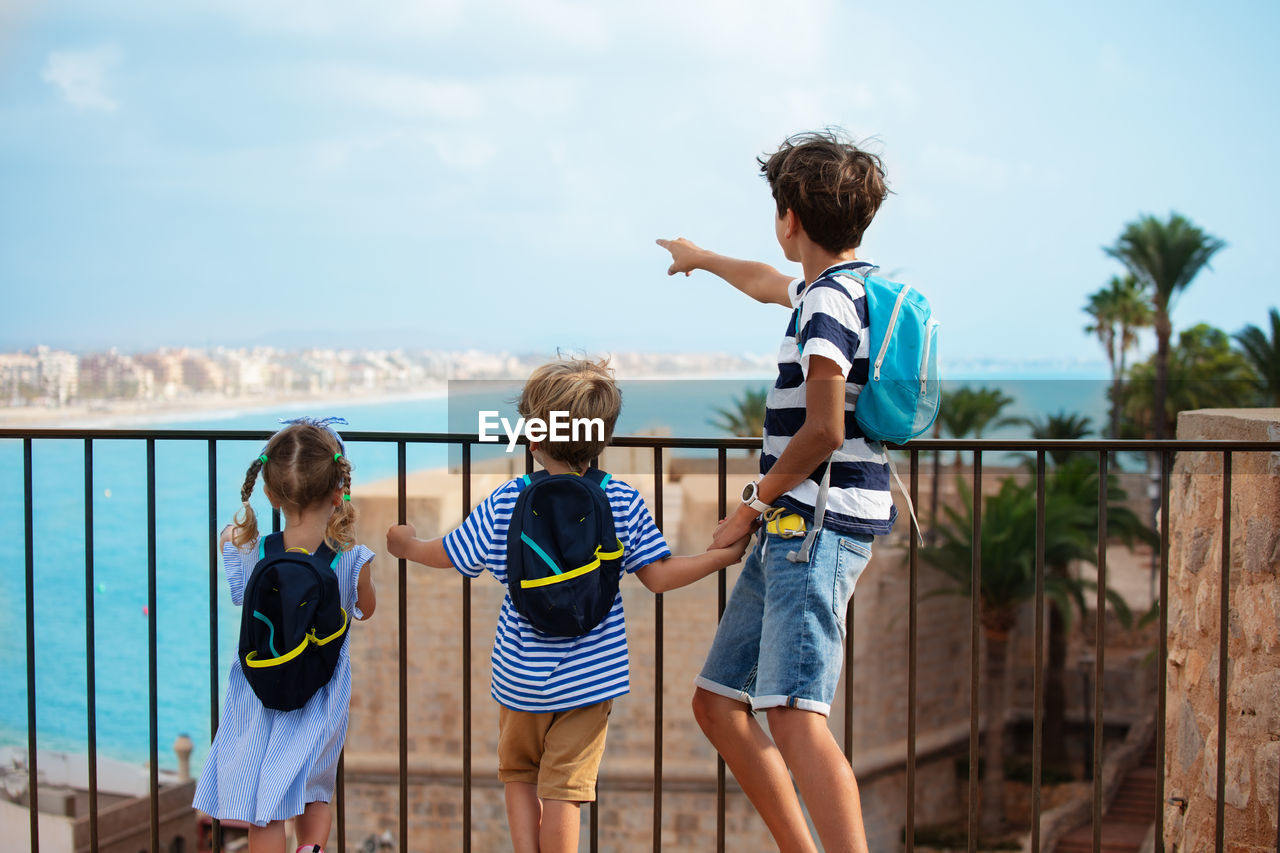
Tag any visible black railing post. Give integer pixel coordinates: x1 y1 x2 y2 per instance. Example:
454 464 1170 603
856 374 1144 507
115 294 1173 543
715 447 727 853
397 440 409 853
207 439 223 852
147 439 160 853
1031 451 1046 853
23 439 38 853
1215 452 1232 851
652 446 665 853
1092 451 1108 853
967 450 981 853
335 753 345 853
84 439 101 852
461 441 474 853
906 449 919 853
1156 450 1171 853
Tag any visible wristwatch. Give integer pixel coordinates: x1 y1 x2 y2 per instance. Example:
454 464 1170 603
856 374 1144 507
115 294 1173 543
741 480 772 514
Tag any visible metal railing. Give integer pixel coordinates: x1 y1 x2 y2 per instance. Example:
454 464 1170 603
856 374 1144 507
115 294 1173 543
4 429 1277 853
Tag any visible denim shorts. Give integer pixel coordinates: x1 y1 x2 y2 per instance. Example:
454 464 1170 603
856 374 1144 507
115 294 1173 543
694 527 873 715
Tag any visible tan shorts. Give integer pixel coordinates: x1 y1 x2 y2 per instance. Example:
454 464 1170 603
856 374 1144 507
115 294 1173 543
497 700 612 802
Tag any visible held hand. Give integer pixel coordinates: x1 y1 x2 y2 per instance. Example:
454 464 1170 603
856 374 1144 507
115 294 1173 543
386 524 417 560
655 237 705 277
722 529 752 566
710 507 757 551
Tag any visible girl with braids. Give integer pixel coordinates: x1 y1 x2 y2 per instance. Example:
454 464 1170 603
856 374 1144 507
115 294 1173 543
193 418 376 853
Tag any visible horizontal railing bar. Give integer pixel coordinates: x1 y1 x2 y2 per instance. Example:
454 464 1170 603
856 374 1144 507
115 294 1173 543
1 429 1274 454
0 428 753 448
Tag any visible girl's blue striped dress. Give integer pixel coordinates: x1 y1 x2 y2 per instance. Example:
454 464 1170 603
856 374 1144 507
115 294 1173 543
192 538 374 826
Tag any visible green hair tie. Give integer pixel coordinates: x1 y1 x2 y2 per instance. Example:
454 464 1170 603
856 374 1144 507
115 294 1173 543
258 454 268 464
334 452 343 461
342 494 351 501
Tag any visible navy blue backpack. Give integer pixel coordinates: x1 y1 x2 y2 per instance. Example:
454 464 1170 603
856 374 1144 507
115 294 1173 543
506 469 625 637
238 532 349 711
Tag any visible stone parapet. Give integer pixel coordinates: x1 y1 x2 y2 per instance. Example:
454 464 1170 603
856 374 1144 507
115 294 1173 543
1164 409 1280 852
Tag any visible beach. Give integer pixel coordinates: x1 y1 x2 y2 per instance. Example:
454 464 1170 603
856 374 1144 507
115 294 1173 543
0 383 451 430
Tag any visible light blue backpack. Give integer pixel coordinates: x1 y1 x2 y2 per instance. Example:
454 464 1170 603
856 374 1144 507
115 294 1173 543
834 266 941 444
785 266 940 557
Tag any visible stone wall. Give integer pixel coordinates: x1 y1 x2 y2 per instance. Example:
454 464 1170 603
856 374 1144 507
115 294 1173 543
1164 409 1280 852
338 449 978 851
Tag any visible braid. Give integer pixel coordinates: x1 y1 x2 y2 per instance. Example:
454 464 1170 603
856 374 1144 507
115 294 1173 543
231 457 264 548
325 454 357 552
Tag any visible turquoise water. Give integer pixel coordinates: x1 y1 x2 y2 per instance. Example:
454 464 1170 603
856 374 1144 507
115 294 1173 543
0 375 1108 772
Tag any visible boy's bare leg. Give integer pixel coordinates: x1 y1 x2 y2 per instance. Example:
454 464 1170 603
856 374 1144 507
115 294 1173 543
766 706 869 853
504 782 542 853
539 799 582 853
294 801 332 850
247 821 287 853
692 688 818 853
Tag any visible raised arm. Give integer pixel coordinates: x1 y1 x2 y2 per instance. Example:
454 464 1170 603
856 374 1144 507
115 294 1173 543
656 237 793 307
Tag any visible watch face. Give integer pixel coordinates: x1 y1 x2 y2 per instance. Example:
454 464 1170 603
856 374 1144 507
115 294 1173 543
742 482 755 502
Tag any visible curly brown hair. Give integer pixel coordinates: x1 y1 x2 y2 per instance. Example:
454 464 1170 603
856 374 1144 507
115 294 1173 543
231 422 356 552
759 129 889 255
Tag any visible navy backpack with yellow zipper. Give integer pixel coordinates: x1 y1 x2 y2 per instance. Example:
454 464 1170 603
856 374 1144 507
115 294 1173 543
507 468 624 637
238 532 350 711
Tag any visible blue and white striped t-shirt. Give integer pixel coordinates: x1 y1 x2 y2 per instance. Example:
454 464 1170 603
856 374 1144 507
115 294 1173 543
442 476 671 712
761 259 897 536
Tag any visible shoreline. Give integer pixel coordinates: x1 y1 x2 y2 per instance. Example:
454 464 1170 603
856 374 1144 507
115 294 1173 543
0 384 450 430
0 371 775 431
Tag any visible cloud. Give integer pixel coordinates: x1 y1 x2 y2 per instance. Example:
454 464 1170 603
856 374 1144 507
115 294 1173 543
211 0 466 40
42 45 121 112
917 143 1061 195
311 130 498 173
314 63 580 127
322 65 484 121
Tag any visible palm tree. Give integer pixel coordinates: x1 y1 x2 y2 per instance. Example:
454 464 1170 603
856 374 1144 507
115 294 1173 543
937 386 1019 445
1122 323 1261 436
937 385 1019 473
1105 213 1225 439
923 461 1148 835
928 385 1018 545
709 386 768 453
926 476 1091 837
1018 409 1092 466
1083 275 1152 441
1233 307 1280 406
1037 456 1154 772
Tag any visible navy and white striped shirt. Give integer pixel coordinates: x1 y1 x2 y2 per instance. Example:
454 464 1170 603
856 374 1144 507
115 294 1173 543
761 260 897 535
442 476 671 712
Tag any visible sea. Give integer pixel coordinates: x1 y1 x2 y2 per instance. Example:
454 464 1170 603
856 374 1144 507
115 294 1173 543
0 372 1110 776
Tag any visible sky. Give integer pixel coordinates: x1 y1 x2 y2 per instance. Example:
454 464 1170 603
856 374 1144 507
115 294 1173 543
2 1 1278 370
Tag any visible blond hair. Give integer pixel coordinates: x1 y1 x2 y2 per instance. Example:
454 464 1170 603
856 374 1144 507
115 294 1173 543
231 422 356 551
517 356 621 469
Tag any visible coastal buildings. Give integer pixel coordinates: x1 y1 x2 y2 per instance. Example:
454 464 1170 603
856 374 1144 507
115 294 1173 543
0 346 773 419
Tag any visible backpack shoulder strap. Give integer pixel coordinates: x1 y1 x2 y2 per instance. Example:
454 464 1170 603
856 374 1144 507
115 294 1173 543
259 531 285 561
583 468 612 490
516 470 550 493
829 263 880 285
312 541 339 570
794 264 879 353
